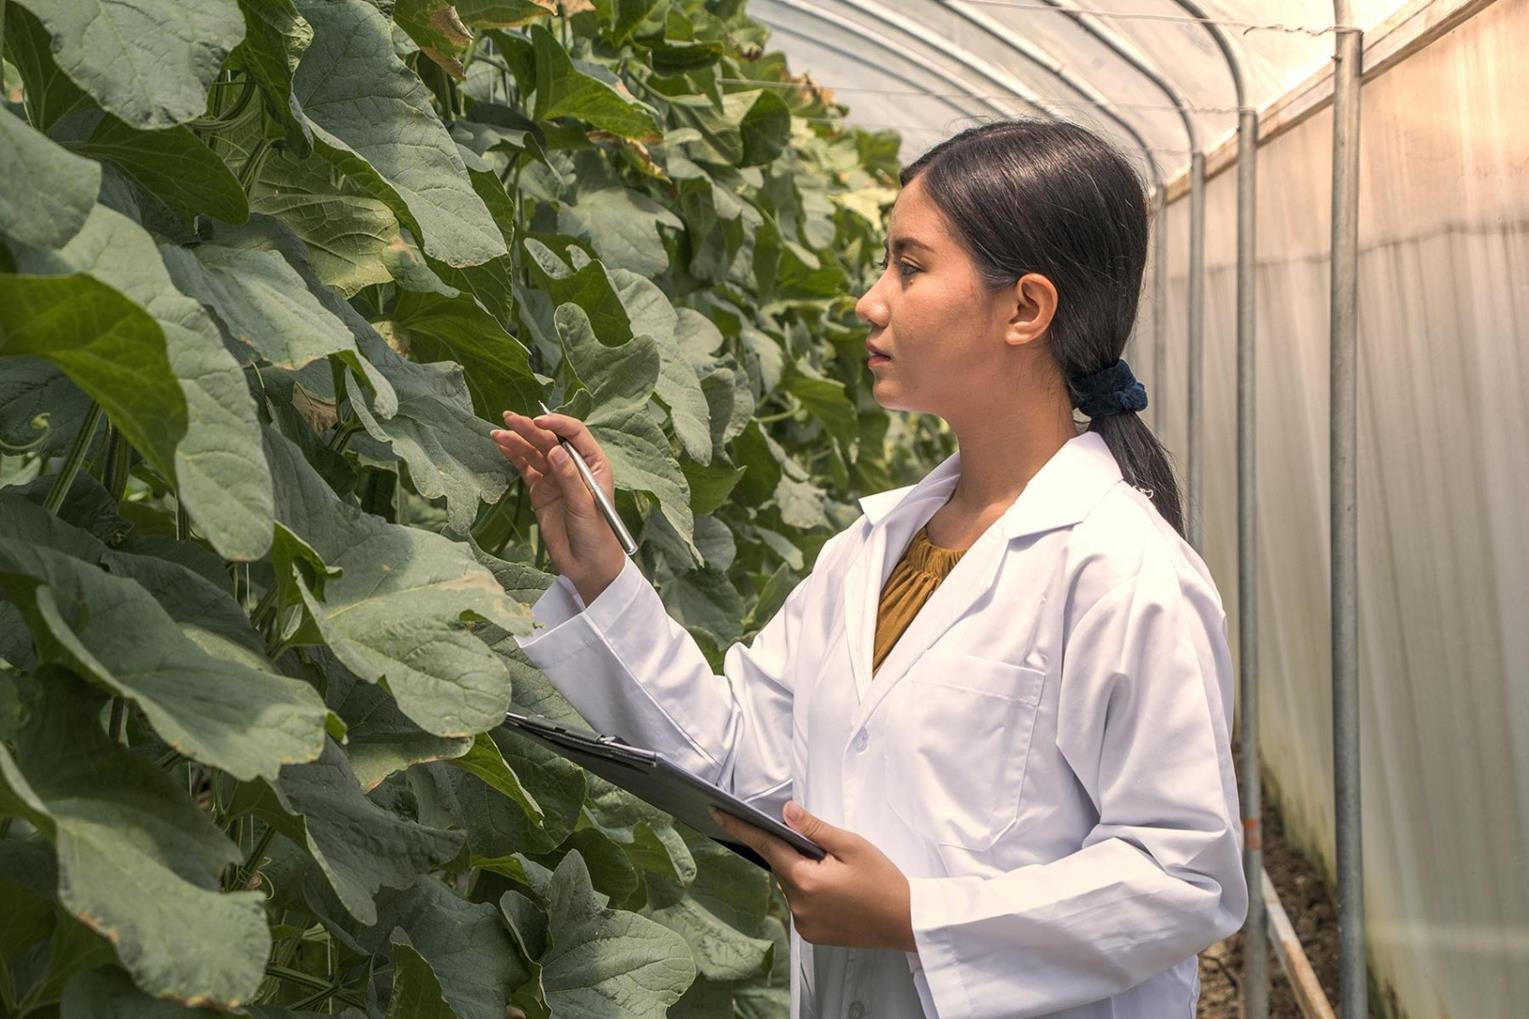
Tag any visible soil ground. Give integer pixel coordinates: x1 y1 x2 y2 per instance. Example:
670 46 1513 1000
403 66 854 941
1196 736 1377 1018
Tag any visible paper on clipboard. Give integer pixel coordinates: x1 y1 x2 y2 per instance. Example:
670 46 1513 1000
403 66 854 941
501 710 826 869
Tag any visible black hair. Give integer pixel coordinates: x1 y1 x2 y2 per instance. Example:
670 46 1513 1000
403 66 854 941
900 118 1184 538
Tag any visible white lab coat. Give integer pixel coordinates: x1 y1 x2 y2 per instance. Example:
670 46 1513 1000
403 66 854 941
512 428 1247 1018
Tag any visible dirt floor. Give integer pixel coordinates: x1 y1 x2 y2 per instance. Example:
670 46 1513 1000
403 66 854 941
1196 737 1372 1018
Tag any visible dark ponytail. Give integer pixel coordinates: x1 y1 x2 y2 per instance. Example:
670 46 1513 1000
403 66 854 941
900 119 1185 538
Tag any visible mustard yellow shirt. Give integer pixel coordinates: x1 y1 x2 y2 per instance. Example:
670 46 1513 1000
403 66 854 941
872 522 968 677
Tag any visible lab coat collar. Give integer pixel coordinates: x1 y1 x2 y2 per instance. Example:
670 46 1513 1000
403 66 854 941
843 429 1123 718
857 428 1122 541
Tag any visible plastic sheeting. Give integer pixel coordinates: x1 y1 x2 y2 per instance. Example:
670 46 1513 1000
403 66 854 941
752 2 1529 1017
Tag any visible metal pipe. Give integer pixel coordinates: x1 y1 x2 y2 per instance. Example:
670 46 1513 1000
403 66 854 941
1151 187 1168 434
1163 3 1264 1015
1329 5 1365 1018
1186 151 1205 553
1234 102 1264 1019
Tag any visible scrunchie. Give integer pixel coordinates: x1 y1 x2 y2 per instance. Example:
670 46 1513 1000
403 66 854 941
1069 357 1147 418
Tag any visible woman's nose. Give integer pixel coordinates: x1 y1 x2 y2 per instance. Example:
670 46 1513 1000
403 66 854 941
855 287 888 328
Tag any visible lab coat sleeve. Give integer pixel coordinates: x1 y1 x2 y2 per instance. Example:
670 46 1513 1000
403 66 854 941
906 565 1248 1018
510 537 844 819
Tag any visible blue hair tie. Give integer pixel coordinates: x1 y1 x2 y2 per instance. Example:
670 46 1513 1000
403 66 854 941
1070 357 1147 418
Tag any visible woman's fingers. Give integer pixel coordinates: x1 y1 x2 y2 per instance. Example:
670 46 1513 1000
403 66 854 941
506 410 606 469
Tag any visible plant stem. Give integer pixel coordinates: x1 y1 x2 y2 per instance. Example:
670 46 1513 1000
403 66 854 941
0 0 9 94
44 404 103 514
236 823 276 889
108 698 125 744
104 424 132 500
264 965 330 993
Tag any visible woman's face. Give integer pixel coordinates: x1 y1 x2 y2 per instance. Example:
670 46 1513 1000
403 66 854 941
853 174 1026 417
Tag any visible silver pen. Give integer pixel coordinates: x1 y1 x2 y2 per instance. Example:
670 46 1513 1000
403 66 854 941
538 400 638 557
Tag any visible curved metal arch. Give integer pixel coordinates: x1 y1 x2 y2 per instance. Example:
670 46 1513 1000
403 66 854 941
759 0 1047 123
759 17 1015 127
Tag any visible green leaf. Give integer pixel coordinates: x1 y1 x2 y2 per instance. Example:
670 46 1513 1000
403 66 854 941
317 877 527 1019
531 23 661 139
539 851 696 1018
389 289 541 425
159 242 361 371
328 661 473 792
239 738 464 925
453 0 557 28
264 429 532 738
72 116 250 225
738 88 791 166
0 670 268 1007
251 151 400 296
0 108 100 249
0 273 187 489
338 315 522 533
233 0 315 154
2 5 92 133
293 0 506 268
12 204 275 560
396 0 473 78
21 0 246 130
0 358 91 457
0 537 330 779
386 931 458 1019
449 731 544 824
556 186 681 278
60 966 231 1018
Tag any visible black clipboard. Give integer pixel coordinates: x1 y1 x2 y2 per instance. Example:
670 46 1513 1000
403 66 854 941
502 710 826 869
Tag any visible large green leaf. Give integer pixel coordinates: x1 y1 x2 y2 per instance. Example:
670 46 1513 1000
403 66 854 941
2 5 93 133
60 966 233 1018
453 0 556 29
557 186 682 278
12 204 275 560
538 851 696 1018
238 738 464 925
297 322 514 534
251 151 399 296
20 0 246 130
0 530 329 782
531 23 661 139
264 430 533 737
0 671 268 1007
72 117 250 225
390 289 540 421
0 273 186 489
314 877 528 1019
159 242 362 371
327 659 472 792
233 0 315 153
293 0 506 268
386 932 458 1019
0 108 100 250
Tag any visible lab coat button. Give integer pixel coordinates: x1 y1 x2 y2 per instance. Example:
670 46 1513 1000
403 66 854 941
852 729 869 752
848 1002 866 1019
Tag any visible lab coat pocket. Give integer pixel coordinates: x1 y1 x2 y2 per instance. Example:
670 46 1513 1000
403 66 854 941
885 649 1046 853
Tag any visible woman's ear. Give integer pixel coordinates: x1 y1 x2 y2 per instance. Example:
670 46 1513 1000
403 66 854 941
1005 272 1058 348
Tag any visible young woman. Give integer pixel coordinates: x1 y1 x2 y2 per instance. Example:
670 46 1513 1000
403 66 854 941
493 119 1246 1019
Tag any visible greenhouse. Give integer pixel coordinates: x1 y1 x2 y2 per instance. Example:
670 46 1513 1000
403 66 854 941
0 1 1523 1018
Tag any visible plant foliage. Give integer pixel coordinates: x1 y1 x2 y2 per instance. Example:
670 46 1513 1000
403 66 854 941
0 0 954 1014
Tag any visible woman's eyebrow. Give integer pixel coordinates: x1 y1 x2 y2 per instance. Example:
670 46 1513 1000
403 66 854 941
885 236 933 254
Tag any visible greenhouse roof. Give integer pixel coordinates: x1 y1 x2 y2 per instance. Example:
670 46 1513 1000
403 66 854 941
750 0 1413 185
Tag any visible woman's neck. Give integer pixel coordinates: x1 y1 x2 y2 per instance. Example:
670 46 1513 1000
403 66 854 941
943 401 1077 518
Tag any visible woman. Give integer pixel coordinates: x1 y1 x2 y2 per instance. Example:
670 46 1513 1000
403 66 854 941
493 119 1246 1018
